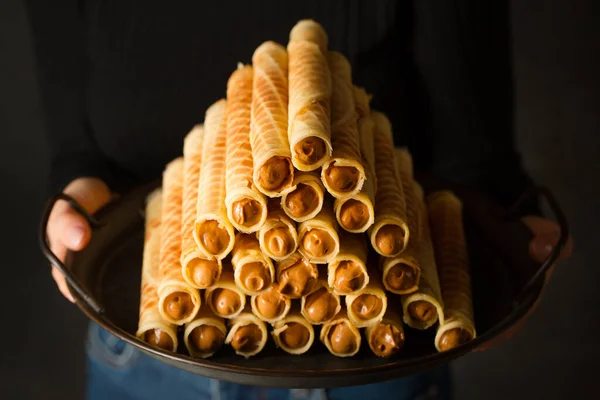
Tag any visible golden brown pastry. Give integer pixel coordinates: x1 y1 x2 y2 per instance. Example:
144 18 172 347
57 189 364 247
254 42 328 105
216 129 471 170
327 232 369 295
280 172 325 222
271 309 315 355
250 282 292 323
297 203 340 264
320 308 361 357
300 278 341 325
275 251 319 299
183 304 227 358
365 308 405 358
345 269 388 328
204 269 247 319
231 233 275 296
225 306 268 358
258 200 299 261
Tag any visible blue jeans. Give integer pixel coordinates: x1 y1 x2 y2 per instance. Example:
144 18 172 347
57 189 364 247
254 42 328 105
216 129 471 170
86 324 451 400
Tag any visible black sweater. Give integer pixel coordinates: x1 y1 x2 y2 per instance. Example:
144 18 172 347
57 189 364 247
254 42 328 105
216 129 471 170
26 0 533 210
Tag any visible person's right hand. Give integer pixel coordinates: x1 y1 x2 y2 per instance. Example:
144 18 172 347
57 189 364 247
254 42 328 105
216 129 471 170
47 177 112 302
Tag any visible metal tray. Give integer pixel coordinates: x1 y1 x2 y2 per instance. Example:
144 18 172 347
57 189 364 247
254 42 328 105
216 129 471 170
39 179 568 388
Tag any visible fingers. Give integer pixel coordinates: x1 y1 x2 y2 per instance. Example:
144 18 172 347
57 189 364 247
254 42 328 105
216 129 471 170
52 266 74 303
521 215 574 264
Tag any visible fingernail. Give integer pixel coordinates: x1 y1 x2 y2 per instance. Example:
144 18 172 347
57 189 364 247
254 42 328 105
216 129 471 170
67 226 86 248
531 237 554 263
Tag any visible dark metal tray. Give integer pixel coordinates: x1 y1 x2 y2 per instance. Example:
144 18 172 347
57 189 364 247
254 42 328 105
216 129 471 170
39 179 568 388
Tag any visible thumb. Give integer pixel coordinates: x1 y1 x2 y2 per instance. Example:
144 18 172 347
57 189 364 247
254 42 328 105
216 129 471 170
521 215 573 264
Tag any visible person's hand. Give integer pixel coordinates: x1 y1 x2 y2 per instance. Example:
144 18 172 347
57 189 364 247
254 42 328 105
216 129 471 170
47 177 112 302
475 215 573 351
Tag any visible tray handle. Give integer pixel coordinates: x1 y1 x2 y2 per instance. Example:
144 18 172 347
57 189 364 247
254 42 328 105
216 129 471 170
39 193 104 314
507 186 570 307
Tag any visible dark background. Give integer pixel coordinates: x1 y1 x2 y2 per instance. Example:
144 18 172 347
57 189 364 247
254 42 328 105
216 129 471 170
1 0 598 399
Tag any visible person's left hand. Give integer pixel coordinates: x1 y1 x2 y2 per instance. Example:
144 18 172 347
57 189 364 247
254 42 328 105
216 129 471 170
475 215 573 351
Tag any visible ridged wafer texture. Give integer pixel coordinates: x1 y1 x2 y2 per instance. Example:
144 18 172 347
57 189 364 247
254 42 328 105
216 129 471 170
251 42 294 197
287 20 332 171
225 65 268 233
321 52 365 198
353 86 372 120
320 308 361 357
428 190 476 348
194 100 236 260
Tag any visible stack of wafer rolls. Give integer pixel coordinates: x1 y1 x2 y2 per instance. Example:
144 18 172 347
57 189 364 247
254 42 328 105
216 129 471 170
428 191 476 351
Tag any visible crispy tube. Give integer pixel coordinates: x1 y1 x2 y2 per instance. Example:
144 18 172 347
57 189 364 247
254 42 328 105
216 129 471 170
401 183 444 330
327 232 369 295
194 100 235 260
225 306 268 358
320 308 361 357
320 52 365 198
276 251 319 299
365 308 405 358
300 278 341 325
369 112 409 257
225 65 268 233
258 200 298 261
184 304 227 358
157 159 201 325
297 204 340 264
137 191 178 352
428 191 476 351
281 172 325 222
345 269 388 328
251 41 294 197
272 309 315 355
204 269 246 319
250 283 292 323
231 233 275 295
287 20 332 171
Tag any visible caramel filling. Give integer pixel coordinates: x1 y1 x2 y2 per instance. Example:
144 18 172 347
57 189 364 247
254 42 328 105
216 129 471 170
189 325 225 354
164 291 194 321
324 164 360 193
328 322 358 355
256 288 287 319
438 328 471 351
211 288 242 316
285 183 319 218
301 229 336 258
239 262 271 292
258 156 292 191
232 198 262 227
303 287 338 323
278 259 317 298
199 220 230 255
264 227 295 257
279 322 310 349
293 137 327 165
385 263 417 291
339 200 369 230
144 329 174 351
370 323 404 357
231 324 263 353
188 258 219 288
351 294 383 320
408 300 436 322
333 261 366 294
375 225 404 255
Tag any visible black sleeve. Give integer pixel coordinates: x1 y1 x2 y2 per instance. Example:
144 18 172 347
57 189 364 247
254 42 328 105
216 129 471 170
25 0 129 193
410 0 538 214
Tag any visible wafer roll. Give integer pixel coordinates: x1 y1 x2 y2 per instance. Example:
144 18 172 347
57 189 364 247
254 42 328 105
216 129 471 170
300 277 341 325
353 86 372 120
428 191 476 351
250 283 292 323
204 269 246 319
395 147 413 182
281 172 325 222
158 159 201 325
287 20 332 171
345 269 388 327
276 251 319 299
137 191 178 352
251 42 294 197
365 308 405 358
225 306 268 358
194 100 235 260
272 309 315 355
320 52 365 198
184 304 227 358
369 112 409 257
225 65 268 233
401 183 444 330
181 126 222 289
327 232 369 295
320 308 361 357
297 204 340 264
231 233 275 295
354 88 377 193
259 200 298 261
